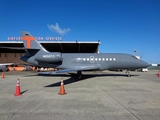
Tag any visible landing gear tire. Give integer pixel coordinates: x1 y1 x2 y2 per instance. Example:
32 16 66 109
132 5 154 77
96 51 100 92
127 74 131 77
77 71 82 80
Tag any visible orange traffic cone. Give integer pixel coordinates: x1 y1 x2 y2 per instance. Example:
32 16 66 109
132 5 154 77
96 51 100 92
1 72 5 78
14 79 22 96
158 71 160 77
58 78 67 95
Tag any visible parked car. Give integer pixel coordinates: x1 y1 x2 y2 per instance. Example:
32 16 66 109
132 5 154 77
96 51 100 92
137 68 148 72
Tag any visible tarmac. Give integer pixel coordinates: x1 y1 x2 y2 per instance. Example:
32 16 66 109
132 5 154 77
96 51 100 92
0 70 160 120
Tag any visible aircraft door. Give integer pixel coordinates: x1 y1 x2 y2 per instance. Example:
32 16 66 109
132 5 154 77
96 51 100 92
90 56 95 63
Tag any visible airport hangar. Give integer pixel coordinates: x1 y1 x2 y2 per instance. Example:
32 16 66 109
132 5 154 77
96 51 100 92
0 40 100 64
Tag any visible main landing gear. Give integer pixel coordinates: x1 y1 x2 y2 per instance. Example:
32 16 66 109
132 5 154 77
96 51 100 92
77 71 82 79
126 70 131 77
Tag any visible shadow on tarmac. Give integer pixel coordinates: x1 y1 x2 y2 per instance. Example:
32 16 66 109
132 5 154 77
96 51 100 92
21 89 28 94
43 73 139 87
24 72 139 78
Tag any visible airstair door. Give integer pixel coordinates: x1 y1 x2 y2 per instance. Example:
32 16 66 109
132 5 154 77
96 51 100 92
90 56 94 63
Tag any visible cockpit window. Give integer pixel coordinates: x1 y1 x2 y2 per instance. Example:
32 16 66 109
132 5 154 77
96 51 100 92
132 56 138 59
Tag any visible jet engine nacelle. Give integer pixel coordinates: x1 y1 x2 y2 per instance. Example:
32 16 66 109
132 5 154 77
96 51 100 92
35 52 62 63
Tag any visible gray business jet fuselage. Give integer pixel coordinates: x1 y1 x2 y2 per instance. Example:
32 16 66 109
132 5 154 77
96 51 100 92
20 31 149 79
0 63 14 72
21 52 149 72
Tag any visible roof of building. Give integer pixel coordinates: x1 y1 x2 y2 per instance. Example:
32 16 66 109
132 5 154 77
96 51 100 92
0 40 100 53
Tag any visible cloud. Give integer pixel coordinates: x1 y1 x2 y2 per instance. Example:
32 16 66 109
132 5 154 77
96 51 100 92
47 23 71 36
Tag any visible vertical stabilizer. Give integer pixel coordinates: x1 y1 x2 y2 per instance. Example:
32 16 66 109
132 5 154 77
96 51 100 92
20 31 49 61
21 31 47 51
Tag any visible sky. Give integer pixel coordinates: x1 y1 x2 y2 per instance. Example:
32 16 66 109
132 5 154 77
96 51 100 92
0 0 160 63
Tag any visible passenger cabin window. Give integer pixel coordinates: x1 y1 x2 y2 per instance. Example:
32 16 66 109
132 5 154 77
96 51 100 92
82 57 116 62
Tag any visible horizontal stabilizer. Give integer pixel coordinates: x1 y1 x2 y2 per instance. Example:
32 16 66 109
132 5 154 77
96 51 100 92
0 63 14 66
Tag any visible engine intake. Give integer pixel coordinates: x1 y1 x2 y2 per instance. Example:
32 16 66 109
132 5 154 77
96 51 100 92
35 52 62 63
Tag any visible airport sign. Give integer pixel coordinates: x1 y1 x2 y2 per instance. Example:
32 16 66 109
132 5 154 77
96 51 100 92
7 37 62 41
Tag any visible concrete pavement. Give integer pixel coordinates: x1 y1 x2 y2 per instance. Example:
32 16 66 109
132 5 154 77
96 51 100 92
0 70 160 120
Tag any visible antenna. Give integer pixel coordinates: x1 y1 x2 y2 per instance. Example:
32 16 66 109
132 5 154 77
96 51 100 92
133 49 143 59
133 48 137 56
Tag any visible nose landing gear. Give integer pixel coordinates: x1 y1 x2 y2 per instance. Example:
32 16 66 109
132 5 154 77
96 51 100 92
126 70 131 77
77 71 82 79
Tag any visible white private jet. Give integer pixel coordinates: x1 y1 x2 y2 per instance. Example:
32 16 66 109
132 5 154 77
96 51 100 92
0 63 14 72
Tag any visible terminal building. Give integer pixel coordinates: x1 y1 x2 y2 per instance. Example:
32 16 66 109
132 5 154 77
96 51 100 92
0 40 100 64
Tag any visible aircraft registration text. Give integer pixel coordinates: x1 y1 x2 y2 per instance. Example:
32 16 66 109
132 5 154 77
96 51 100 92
42 55 55 58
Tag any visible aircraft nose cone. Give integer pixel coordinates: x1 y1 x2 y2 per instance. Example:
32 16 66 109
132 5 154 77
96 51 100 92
140 61 150 68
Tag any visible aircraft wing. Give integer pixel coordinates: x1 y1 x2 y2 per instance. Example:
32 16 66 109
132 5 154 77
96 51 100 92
0 47 25 50
38 65 100 75
38 69 76 75
0 63 14 66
